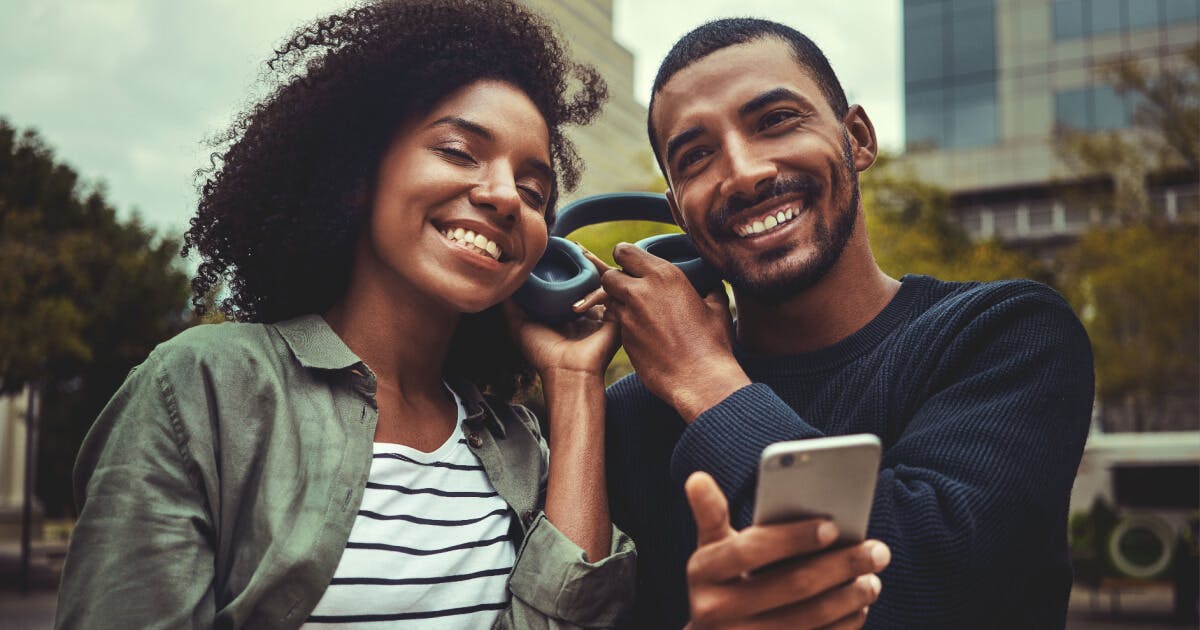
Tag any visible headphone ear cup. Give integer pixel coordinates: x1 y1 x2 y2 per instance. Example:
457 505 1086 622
512 236 602 324
634 233 723 295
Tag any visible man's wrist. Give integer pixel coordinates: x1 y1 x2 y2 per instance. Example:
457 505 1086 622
669 359 751 424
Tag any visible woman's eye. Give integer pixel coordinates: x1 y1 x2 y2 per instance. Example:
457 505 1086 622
518 185 546 209
434 146 476 164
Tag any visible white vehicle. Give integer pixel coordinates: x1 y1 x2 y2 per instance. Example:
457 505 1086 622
1068 428 1200 620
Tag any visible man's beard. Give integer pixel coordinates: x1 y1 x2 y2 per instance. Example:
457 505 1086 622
717 135 860 304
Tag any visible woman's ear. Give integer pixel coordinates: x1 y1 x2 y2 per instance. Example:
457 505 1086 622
843 105 878 172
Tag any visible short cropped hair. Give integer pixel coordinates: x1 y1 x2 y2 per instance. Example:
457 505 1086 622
647 18 849 174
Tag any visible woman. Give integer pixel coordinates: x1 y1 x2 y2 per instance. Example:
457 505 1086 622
54 1 632 628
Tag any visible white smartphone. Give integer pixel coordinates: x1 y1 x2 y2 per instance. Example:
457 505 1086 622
752 434 882 547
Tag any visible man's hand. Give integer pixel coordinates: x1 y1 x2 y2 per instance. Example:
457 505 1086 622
597 243 749 421
684 472 890 629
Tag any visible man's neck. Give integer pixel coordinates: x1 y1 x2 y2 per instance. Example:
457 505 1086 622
734 246 900 356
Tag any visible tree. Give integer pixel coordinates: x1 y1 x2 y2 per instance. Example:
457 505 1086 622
1053 44 1200 432
0 119 192 516
861 153 1046 284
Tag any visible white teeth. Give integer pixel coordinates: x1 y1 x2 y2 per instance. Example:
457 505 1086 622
443 227 503 260
735 207 802 238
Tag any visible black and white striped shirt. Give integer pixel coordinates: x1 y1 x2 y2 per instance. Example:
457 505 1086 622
305 388 516 628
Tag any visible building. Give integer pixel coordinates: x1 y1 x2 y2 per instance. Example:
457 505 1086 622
900 0 1199 250
525 0 655 200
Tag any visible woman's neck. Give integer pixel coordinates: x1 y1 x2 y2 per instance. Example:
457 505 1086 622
324 266 460 402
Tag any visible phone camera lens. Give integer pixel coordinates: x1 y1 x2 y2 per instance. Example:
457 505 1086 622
780 454 795 467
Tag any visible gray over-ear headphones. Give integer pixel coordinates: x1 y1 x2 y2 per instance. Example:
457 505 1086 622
513 192 722 323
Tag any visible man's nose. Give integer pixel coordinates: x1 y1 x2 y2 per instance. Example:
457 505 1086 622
719 137 778 201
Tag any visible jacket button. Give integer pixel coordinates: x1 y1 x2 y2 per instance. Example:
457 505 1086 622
467 433 484 448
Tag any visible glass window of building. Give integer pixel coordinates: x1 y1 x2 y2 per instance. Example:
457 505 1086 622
951 81 998 147
1128 0 1163 30
1054 0 1087 39
1055 87 1092 129
1091 0 1125 34
1093 85 1130 129
906 87 947 149
905 1 947 83
951 4 997 76
1165 0 1200 23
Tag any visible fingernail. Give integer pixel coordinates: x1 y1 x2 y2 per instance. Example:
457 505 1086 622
869 542 891 570
867 574 882 595
816 521 838 545
572 299 586 309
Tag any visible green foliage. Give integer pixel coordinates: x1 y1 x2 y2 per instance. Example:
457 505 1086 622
1060 224 1199 427
1053 44 1200 430
862 154 1045 283
0 119 191 515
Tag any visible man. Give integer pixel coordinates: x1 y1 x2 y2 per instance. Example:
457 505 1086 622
593 18 1094 629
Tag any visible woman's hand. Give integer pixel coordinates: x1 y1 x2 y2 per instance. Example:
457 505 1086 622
505 248 620 381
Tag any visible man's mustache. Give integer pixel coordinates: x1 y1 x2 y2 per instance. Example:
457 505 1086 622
708 174 823 235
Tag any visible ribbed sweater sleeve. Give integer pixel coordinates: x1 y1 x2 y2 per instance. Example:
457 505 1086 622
861 283 1094 628
670 384 823 526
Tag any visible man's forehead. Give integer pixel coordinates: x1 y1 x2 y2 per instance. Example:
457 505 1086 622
652 38 821 140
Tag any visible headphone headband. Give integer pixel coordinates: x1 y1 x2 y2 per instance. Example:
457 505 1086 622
551 192 678 237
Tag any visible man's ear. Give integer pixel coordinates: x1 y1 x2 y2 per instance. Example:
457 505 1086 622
665 188 688 232
844 105 878 172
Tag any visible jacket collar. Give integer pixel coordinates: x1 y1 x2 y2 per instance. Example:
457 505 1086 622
272 314 362 371
448 375 507 438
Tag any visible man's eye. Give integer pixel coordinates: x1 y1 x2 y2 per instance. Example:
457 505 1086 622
677 147 711 170
759 110 800 130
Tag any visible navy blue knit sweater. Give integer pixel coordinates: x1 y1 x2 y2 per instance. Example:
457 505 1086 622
605 274 1094 629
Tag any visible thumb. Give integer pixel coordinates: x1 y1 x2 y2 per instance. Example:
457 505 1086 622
685 471 735 546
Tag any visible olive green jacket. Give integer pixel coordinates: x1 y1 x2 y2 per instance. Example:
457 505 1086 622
55 315 635 629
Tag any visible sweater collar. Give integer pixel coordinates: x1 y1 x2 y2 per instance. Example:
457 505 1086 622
734 274 931 373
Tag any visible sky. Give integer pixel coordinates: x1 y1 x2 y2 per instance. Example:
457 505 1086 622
0 0 902 235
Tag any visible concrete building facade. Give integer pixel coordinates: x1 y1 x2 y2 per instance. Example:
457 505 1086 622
525 0 655 200
901 0 1199 249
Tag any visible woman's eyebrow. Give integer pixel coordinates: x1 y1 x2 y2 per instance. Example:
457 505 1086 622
429 116 493 140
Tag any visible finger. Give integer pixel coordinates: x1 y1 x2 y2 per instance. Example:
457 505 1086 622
612 241 674 278
688 519 839 582
572 286 608 313
742 573 881 630
581 304 603 321
685 472 735 547
708 543 885 619
815 607 869 630
576 243 613 274
599 267 637 302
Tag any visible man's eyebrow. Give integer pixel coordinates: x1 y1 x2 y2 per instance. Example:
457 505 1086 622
664 126 704 167
429 116 493 141
738 87 805 117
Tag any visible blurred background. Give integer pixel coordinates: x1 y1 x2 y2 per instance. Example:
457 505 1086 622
0 0 1196 627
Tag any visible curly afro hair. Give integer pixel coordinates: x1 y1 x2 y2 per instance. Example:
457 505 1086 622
183 0 607 400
